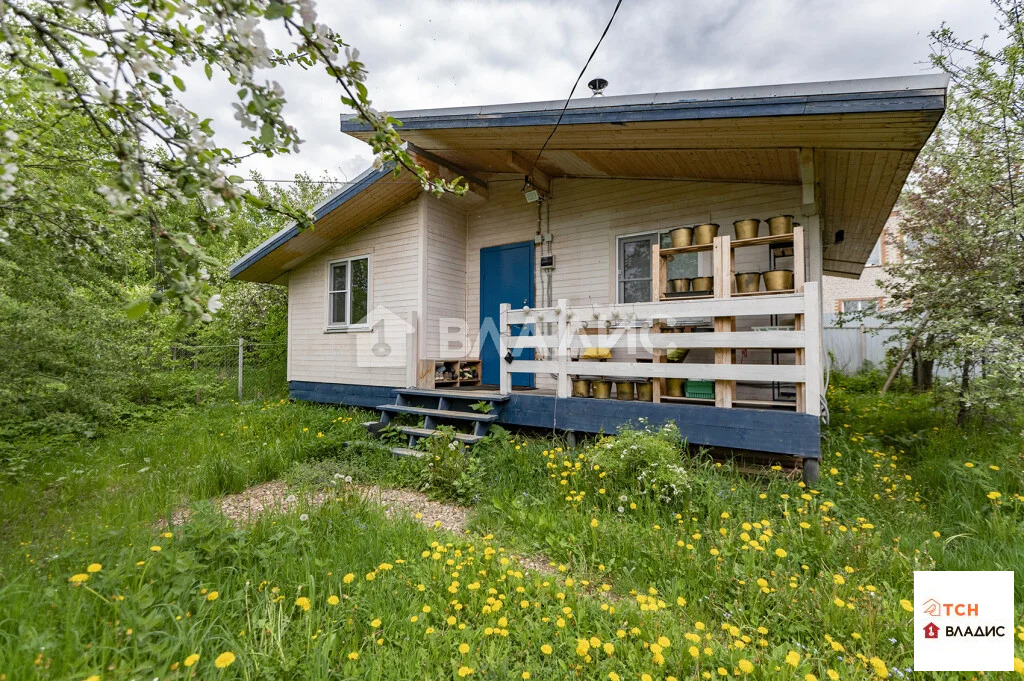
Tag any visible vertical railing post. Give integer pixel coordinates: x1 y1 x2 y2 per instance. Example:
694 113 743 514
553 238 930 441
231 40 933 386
499 303 511 395
803 282 822 417
556 299 570 398
237 337 244 401
406 310 418 388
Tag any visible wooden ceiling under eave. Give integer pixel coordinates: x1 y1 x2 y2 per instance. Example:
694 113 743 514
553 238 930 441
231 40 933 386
231 172 423 283
344 109 941 277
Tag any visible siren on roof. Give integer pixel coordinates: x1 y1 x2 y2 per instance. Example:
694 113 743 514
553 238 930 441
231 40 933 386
588 78 608 96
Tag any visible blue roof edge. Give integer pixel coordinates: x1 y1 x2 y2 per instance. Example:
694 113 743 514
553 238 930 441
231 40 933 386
228 162 396 280
341 75 948 133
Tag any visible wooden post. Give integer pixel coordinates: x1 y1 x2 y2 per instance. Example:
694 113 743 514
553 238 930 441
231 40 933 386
556 299 570 398
652 243 662 301
499 303 511 395
652 320 663 403
802 282 822 417
712 236 735 408
237 337 244 401
405 310 418 388
793 224 806 293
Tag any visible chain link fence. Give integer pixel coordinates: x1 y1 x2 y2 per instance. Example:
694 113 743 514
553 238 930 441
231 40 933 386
169 339 287 404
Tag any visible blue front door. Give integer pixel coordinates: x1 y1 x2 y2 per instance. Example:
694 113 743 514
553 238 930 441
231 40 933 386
480 241 534 387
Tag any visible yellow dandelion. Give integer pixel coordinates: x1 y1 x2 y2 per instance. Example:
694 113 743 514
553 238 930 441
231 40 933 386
775 548 787 558
541 644 553 655
214 651 235 669
347 651 359 660
207 591 219 602
295 596 311 612
371 618 382 628
590 518 599 528
738 659 754 674
785 650 801 666
184 653 200 667
68 573 89 584
987 491 1002 500
459 643 470 654
86 563 102 573
327 595 340 606
149 545 161 552
343 572 355 584
899 599 913 612
457 666 474 678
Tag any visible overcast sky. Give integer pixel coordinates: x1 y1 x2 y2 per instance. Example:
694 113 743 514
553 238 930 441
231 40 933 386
192 0 998 185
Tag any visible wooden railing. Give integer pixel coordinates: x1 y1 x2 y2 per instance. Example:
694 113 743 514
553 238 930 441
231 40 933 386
498 282 822 415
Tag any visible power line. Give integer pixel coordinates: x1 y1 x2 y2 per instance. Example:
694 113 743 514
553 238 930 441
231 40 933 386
526 0 624 186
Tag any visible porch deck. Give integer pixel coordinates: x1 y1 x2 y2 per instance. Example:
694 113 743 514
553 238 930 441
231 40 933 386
289 381 820 459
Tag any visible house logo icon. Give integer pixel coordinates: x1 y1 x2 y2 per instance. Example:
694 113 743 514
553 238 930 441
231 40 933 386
923 598 942 617
923 622 940 639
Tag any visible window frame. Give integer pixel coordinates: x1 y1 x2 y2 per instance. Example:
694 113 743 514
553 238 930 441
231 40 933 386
615 230 699 304
325 254 371 332
839 297 880 314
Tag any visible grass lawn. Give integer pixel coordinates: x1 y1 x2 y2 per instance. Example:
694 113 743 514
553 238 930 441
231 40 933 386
1 384 1022 680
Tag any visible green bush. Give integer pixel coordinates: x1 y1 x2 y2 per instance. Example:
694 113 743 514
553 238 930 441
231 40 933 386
418 426 483 503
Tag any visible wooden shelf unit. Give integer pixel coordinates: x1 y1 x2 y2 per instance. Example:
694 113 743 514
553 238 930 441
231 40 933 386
654 225 804 302
417 359 482 389
649 224 807 409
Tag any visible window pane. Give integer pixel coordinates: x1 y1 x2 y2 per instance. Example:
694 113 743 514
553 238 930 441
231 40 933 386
866 239 882 266
622 239 652 281
331 291 347 325
331 262 347 292
622 280 651 304
665 252 697 279
351 258 368 325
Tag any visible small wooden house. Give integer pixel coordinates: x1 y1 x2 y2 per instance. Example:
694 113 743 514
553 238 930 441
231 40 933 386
231 75 947 481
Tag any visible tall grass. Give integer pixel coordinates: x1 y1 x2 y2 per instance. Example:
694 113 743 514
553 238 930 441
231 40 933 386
1 386 1021 679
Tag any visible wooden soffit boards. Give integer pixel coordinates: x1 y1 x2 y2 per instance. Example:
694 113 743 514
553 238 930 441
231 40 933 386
230 167 422 283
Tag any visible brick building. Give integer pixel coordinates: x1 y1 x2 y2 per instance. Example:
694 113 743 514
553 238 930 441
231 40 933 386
822 212 902 314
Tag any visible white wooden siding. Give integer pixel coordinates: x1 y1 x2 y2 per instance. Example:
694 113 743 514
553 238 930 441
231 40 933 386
288 197 421 387
423 196 469 358
461 178 812 392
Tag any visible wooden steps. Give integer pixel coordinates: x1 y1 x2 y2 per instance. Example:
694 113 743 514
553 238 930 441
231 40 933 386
375 404 498 422
399 426 482 445
363 387 507 458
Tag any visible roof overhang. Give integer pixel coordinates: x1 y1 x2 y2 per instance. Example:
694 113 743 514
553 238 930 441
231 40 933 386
343 74 946 277
232 74 946 282
230 163 425 283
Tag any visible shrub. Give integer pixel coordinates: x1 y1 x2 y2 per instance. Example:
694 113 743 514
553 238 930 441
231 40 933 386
590 421 694 508
418 426 483 503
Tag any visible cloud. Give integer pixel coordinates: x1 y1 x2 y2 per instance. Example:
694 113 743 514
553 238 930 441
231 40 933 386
181 0 998 184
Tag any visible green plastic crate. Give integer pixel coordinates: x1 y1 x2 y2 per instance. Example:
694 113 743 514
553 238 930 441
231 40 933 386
685 380 715 399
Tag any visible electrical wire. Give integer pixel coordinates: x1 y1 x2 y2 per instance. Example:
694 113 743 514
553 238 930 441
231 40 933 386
526 0 624 187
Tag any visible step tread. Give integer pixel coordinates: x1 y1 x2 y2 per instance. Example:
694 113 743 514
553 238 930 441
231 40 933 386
376 404 498 422
399 426 482 444
391 447 426 459
396 388 509 402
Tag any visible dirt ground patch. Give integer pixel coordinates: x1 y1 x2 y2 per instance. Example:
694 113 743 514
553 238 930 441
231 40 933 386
167 480 471 533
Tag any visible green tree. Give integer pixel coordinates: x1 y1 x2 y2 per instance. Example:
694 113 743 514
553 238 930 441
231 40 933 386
884 0 1024 423
0 0 463 325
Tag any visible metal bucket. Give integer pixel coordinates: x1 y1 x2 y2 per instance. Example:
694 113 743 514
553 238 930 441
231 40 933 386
691 276 714 292
764 269 794 291
615 381 634 400
669 227 693 248
767 215 794 235
694 223 719 245
571 378 591 398
665 377 685 397
668 278 691 293
592 380 611 399
733 219 760 240
636 382 653 402
735 271 761 294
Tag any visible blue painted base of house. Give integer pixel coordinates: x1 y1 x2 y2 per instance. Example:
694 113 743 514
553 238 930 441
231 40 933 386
289 381 820 459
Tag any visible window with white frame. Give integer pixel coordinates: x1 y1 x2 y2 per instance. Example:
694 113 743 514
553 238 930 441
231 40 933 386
840 298 878 314
616 232 698 303
328 256 369 328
